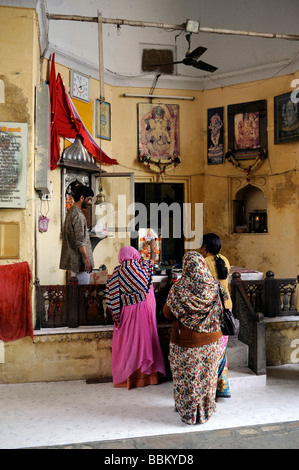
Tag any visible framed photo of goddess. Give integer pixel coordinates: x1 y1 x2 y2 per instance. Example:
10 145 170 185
138 104 180 172
227 100 267 160
274 92 299 144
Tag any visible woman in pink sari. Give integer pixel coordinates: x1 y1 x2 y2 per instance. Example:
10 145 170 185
105 244 165 389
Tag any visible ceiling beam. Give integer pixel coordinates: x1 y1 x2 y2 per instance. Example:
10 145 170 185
46 14 299 41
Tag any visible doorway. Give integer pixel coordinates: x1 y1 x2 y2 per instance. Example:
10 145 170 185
133 183 184 268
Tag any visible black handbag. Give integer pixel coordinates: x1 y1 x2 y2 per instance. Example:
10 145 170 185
218 287 239 336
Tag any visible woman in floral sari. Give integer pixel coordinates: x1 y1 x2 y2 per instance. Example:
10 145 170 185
163 251 227 425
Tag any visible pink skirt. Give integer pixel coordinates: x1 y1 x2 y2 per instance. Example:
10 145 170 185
111 285 166 388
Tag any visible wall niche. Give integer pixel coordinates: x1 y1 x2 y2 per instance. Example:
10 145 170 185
232 177 268 234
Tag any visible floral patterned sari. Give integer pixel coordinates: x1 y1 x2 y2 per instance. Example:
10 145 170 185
166 251 226 424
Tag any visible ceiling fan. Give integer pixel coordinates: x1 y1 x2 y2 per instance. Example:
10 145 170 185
149 33 217 73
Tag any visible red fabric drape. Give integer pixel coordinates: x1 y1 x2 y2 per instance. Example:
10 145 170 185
50 53 60 170
49 54 118 170
0 262 34 342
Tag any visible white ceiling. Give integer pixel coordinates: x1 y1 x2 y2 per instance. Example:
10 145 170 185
5 0 299 90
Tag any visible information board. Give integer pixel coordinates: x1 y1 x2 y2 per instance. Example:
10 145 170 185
0 122 28 208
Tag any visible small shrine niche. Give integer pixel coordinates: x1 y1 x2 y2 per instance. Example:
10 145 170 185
232 178 268 233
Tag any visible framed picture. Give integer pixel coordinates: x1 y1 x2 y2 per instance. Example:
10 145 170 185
96 100 111 140
227 100 267 160
274 92 299 144
207 107 224 164
138 103 180 173
138 228 162 264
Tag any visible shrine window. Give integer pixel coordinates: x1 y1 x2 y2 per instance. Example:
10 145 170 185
233 183 267 233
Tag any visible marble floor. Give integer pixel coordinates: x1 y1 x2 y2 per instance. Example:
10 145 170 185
0 364 299 449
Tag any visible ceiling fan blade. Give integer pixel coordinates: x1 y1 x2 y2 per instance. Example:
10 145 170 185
148 60 183 67
194 60 218 73
186 46 207 59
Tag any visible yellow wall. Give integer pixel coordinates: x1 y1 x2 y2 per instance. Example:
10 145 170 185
0 7 39 272
0 6 299 383
36 63 299 282
201 75 299 277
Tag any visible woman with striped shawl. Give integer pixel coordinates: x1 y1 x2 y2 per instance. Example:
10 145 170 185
105 244 165 389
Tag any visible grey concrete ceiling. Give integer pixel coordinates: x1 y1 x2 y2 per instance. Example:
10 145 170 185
6 0 299 90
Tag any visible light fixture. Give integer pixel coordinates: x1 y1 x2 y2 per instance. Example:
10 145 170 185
186 19 200 34
123 94 195 101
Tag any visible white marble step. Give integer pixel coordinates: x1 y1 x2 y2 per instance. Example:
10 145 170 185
227 336 248 368
227 337 266 389
228 366 266 389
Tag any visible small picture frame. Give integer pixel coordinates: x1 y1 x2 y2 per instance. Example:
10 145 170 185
96 100 111 140
274 92 299 144
138 228 162 264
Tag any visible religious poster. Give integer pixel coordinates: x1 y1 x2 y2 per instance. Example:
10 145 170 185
274 92 299 144
96 100 111 140
138 103 180 174
234 111 260 150
207 107 224 164
0 122 28 208
227 100 267 160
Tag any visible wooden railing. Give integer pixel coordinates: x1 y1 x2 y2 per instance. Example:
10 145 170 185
35 272 298 376
34 277 172 329
232 271 298 318
34 279 113 329
230 271 298 375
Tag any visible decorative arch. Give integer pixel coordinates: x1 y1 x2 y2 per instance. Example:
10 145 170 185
231 176 268 233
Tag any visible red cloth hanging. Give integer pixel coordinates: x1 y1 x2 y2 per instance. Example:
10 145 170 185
50 54 60 169
49 54 118 170
0 262 34 342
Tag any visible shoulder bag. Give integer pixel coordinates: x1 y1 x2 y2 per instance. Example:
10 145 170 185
218 286 239 336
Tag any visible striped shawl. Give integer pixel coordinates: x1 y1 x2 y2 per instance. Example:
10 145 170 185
105 255 153 323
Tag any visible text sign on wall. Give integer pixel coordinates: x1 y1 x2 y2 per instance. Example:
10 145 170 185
0 122 28 208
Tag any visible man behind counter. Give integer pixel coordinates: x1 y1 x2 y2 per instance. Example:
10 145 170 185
60 185 94 284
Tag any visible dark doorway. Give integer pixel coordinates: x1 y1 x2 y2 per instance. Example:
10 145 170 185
132 183 184 268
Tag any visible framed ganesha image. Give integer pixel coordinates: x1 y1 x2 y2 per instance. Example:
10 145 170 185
138 103 180 173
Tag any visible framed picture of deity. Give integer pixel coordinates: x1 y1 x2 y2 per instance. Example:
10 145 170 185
207 107 224 164
274 92 299 144
138 103 180 174
96 100 111 140
227 100 267 160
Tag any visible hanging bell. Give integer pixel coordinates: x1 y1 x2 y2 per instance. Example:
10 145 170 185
95 189 106 205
